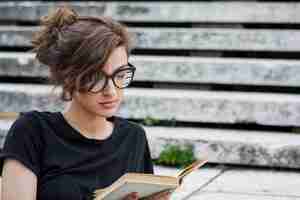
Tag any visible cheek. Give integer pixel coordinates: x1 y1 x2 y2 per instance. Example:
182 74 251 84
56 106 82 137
116 89 124 101
74 92 97 107
75 90 123 105
75 92 96 107
116 90 124 104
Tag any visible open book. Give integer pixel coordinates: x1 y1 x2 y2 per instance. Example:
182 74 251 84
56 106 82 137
93 159 208 200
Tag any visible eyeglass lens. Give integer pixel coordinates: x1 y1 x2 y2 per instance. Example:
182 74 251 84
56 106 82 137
89 67 134 92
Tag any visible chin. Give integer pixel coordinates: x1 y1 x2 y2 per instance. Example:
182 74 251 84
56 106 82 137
97 107 119 118
102 112 115 118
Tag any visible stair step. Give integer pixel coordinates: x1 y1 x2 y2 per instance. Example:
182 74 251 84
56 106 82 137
1 52 300 87
154 165 300 200
2 26 300 51
0 83 300 126
189 167 300 200
146 126 300 169
1 117 300 168
1 2 300 23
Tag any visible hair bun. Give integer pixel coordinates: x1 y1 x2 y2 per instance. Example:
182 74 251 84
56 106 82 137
41 6 78 30
31 6 78 66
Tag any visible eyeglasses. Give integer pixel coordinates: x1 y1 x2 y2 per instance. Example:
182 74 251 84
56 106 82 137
83 63 136 93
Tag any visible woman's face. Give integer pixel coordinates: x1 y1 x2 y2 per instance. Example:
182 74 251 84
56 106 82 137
72 46 128 118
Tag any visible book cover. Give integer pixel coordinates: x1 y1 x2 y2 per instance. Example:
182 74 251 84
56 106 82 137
93 159 208 200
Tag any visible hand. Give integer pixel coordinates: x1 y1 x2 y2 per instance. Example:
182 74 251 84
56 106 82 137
123 192 139 200
143 190 172 200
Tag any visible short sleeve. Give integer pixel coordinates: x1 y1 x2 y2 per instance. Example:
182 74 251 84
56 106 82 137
0 112 42 177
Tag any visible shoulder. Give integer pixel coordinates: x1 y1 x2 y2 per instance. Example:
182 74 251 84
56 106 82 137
17 110 55 123
116 116 147 137
7 110 47 137
10 110 38 129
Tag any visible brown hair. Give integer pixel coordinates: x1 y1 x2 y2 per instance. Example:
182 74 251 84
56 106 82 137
31 6 133 101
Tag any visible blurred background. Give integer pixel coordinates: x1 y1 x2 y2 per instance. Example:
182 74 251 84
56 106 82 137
0 1 300 200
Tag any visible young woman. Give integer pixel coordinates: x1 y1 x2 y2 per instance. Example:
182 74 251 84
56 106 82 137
0 7 171 200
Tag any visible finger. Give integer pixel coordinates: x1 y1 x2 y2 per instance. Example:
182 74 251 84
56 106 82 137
123 192 139 200
151 191 171 199
123 194 133 200
159 192 171 200
161 192 172 200
158 190 171 197
131 192 139 200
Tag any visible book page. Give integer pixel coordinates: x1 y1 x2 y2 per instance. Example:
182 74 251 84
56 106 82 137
100 182 176 200
176 159 208 182
94 159 208 200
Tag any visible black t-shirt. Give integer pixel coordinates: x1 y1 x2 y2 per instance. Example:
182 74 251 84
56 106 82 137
0 110 154 200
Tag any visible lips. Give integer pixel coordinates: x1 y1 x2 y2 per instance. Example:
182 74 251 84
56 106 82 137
98 100 119 109
99 100 118 104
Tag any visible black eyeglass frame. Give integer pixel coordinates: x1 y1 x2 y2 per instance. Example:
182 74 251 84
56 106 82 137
87 62 136 94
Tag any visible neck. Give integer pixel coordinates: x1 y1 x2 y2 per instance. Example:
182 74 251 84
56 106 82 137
62 101 110 139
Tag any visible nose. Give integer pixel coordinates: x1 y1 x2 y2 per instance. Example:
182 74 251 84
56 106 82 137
102 78 117 96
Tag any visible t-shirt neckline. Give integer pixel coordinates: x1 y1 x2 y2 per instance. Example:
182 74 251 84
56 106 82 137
56 112 119 144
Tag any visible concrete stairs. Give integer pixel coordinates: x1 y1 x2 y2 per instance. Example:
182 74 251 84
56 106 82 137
0 1 300 199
